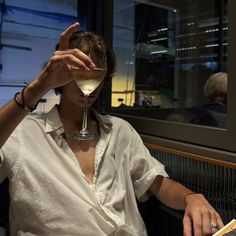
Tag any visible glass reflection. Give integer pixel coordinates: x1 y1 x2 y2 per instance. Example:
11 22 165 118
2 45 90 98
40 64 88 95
112 0 228 128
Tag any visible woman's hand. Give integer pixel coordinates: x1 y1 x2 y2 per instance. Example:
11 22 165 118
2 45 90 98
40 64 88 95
183 193 224 236
149 177 224 236
36 22 95 92
0 22 96 147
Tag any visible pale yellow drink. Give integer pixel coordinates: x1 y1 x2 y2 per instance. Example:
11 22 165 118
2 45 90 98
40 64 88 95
71 67 106 95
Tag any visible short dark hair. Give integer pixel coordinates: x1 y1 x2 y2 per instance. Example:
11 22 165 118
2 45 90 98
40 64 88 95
55 31 116 94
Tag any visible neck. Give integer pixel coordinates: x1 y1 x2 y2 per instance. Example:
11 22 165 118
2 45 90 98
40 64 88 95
58 95 100 137
58 95 94 133
59 98 83 121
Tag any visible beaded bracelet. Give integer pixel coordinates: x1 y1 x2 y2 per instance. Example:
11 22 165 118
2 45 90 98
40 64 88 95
14 86 39 112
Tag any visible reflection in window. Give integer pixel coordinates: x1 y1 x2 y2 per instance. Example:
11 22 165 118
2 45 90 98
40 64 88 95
112 0 228 128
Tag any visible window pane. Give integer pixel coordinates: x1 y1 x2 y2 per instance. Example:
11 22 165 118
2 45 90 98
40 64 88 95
0 0 82 85
0 0 88 111
112 0 228 129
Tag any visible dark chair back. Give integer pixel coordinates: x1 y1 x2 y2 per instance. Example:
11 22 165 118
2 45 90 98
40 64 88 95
0 178 10 235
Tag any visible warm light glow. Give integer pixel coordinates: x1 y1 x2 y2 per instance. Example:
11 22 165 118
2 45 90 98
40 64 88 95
112 75 135 107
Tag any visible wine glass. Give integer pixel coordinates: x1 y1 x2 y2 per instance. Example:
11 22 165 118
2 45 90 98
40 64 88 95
68 45 107 140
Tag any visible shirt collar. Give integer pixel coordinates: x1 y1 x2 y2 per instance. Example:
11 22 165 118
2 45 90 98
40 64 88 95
45 105 64 136
44 106 112 135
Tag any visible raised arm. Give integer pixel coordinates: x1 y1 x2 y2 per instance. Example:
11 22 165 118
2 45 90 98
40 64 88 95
0 22 94 148
149 176 224 236
0 78 50 148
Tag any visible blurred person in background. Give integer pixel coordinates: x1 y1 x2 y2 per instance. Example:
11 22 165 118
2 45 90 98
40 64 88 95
191 72 227 128
203 72 227 113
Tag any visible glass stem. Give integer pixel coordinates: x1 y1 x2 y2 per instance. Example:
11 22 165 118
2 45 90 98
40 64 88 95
81 94 89 133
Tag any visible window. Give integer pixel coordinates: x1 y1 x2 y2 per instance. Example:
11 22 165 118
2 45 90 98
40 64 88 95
111 0 236 153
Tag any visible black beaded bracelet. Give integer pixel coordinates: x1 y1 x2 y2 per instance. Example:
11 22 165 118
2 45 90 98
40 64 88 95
14 86 39 112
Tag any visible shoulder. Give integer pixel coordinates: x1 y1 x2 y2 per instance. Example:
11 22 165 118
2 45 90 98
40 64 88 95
18 113 46 130
20 105 60 130
98 113 141 144
99 113 136 132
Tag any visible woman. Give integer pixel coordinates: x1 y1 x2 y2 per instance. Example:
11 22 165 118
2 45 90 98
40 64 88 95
0 22 223 236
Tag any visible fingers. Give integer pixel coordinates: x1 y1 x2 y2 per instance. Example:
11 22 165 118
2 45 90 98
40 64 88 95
184 208 224 236
208 209 224 235
203 210 216 235
54 49 95 71
216 212 224 229
183 193 224 236
191 210 203 236
184 210 217 236
202 210 210 235
183 215 193 236
210 211 221 235
56 22 97 72
59 22 80 50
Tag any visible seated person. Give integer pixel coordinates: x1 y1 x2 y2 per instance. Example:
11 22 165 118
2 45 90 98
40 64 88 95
191 72 227 128
0 22 224 236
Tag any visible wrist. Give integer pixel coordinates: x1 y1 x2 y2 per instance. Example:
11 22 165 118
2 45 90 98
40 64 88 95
14 87 39 113
184 192 202 205
25 79 50 105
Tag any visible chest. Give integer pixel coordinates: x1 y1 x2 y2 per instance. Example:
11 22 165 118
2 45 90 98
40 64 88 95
67 140 97 183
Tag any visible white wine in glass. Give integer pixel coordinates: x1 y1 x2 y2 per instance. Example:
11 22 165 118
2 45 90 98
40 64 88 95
68 66 107 140
67 39 107 141
71 67 106 96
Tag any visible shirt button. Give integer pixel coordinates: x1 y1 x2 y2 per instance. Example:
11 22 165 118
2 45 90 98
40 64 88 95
99 197 105 205
96 191 105 205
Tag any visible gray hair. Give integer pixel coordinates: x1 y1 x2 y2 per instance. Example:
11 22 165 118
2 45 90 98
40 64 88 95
204 72 227 103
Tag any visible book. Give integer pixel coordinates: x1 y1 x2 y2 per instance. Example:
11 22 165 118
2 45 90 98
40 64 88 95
213 219 236 236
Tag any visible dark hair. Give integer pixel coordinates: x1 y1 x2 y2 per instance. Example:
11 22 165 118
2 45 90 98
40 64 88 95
55 31 116 94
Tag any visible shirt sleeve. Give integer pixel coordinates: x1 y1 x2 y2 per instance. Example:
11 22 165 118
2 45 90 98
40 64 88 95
0 129 22 183
129 129 168 201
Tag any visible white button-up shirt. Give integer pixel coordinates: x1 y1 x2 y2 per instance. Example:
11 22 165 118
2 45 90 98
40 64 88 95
0 106 168 236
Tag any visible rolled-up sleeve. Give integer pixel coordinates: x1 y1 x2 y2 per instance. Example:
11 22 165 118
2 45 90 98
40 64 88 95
129 130 168 201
